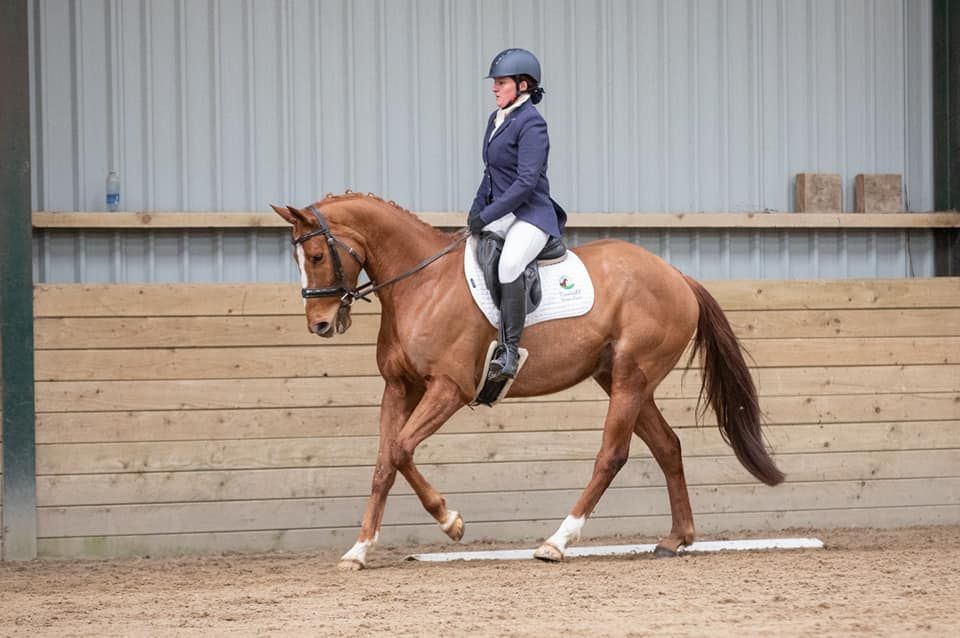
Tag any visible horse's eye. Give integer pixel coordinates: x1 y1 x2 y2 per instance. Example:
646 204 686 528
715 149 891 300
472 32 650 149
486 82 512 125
311 254 324 264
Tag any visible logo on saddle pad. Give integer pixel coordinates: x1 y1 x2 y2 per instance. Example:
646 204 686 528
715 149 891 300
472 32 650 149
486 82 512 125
558 274 584 302
465 237 595 329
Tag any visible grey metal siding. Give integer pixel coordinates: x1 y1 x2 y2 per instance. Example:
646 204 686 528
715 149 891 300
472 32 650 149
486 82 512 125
31 0 936 282
31 227 934 283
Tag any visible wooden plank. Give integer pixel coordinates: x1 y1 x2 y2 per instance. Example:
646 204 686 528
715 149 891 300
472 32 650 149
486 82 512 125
737 337 960 367
33 308 960 350
35 345 381 380
34 477 960 536
33 284 315 318
33 365 960 412
32 392 960 443
35 377 388 412
32 211 960 229
33 212 295 229
553 213 960 229
36 449 960 506
33 279 960 319
33 316 372 349
724 308 960 338
33 421 960 474
36 504 960 558
701 278 960 310
34 337 960 382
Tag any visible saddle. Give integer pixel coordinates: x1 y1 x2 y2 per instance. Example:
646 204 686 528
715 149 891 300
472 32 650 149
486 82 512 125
466 233 593 407
474 231 568 311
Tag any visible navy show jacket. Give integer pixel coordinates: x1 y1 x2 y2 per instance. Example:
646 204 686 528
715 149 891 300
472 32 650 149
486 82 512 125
469 99 566 238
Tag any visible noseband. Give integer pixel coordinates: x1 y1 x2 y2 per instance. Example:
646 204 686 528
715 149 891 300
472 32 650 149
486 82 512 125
291 204 470 306
292 205 369 304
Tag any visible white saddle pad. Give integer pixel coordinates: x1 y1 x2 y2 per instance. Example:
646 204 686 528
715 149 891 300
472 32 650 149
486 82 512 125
464 236 595 328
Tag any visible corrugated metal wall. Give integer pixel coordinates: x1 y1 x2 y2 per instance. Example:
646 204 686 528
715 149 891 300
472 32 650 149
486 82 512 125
30 0 936 282
31 228 936 283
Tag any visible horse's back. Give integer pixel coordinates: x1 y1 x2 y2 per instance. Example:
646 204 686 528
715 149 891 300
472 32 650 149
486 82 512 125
499 238 698 399
575 237 699 358
573 238 698 314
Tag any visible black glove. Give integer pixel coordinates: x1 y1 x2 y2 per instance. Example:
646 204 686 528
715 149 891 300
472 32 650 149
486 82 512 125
468 211 486 234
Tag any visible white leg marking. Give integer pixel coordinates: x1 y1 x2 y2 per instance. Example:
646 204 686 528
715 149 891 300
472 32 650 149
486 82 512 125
295 244 308 307
341 531 379 565
545 515 585 553
440 510 460 532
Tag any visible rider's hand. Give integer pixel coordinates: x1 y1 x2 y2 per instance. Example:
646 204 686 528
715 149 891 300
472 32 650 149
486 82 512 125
468 211 486 234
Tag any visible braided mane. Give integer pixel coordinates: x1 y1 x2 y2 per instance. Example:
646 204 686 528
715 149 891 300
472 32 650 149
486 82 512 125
316 191 452 240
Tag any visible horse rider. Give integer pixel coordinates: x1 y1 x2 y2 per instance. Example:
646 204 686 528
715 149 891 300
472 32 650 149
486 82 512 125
468 47 567 383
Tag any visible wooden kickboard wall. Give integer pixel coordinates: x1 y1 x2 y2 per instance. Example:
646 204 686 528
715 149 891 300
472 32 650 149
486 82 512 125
3 278 958 558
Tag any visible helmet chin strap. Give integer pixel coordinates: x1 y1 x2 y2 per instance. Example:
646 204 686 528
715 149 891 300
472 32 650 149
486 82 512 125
503 76 525 107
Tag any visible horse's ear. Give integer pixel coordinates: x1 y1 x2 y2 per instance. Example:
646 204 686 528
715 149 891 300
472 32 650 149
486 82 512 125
287 205 314 225
271 204 312 226
270 204 297 225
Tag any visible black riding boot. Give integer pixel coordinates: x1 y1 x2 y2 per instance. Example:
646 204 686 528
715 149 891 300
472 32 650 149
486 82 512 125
487 277 526 382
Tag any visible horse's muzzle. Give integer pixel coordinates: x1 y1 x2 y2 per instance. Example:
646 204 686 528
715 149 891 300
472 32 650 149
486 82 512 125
312 321 335 337
310 305 351 338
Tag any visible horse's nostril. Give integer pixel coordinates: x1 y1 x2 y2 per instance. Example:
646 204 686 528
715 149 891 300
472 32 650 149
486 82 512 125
314 321 331 335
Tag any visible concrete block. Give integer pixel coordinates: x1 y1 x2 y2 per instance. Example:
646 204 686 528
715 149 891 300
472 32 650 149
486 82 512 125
855 174 903 213
795 173 842 213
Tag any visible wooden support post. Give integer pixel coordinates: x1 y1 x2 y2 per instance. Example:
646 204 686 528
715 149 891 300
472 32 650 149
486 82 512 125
933 0 960 275
0 0 37 560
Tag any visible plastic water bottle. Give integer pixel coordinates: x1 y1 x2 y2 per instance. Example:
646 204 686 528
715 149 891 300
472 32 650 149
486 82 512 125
106 170 120 211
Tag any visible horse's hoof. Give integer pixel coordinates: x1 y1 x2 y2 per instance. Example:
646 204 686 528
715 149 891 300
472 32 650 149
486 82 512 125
444 513 465 542
533 542 564 562
653 545 678 558
337 559 365 571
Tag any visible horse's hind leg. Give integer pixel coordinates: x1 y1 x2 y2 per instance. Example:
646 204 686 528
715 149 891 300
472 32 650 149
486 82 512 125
634 398 696 556
539 373 694 562
534 371 644 562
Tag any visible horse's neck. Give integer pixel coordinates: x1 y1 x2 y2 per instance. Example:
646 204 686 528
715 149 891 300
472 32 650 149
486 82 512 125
338 199 448 301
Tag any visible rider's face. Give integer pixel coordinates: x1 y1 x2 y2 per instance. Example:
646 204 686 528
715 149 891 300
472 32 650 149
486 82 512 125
492 76 527 109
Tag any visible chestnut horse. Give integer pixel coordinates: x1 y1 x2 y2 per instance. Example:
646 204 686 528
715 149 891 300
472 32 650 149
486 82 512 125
271 193 783 569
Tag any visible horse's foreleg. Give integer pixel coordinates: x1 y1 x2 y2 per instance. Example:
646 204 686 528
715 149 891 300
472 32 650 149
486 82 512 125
634 399 695 556
391 376 466 539
534 381 641 562
398 464 464 541
339 380 415 570
340 377 465 570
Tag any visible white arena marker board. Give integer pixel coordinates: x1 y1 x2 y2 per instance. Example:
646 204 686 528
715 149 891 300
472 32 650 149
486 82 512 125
406 538 824 563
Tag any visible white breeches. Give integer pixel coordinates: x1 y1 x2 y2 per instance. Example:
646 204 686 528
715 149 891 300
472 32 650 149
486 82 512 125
483 214 550 283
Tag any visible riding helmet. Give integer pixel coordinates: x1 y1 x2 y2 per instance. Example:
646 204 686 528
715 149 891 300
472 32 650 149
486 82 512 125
486 48 541 84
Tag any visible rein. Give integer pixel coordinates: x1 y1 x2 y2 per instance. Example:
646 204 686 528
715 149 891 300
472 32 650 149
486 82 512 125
292 205 469 305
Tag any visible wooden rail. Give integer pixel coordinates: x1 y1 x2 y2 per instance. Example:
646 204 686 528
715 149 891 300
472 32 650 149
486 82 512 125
32 211 960 230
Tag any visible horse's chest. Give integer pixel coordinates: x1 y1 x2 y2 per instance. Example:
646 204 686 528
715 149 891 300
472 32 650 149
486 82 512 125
380 318 441 376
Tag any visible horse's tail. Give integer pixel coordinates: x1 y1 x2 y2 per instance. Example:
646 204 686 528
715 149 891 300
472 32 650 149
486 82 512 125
684 276 785 486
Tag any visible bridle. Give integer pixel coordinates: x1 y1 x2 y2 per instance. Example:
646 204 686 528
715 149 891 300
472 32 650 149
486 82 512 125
291 205 469 307
292 205 367 304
